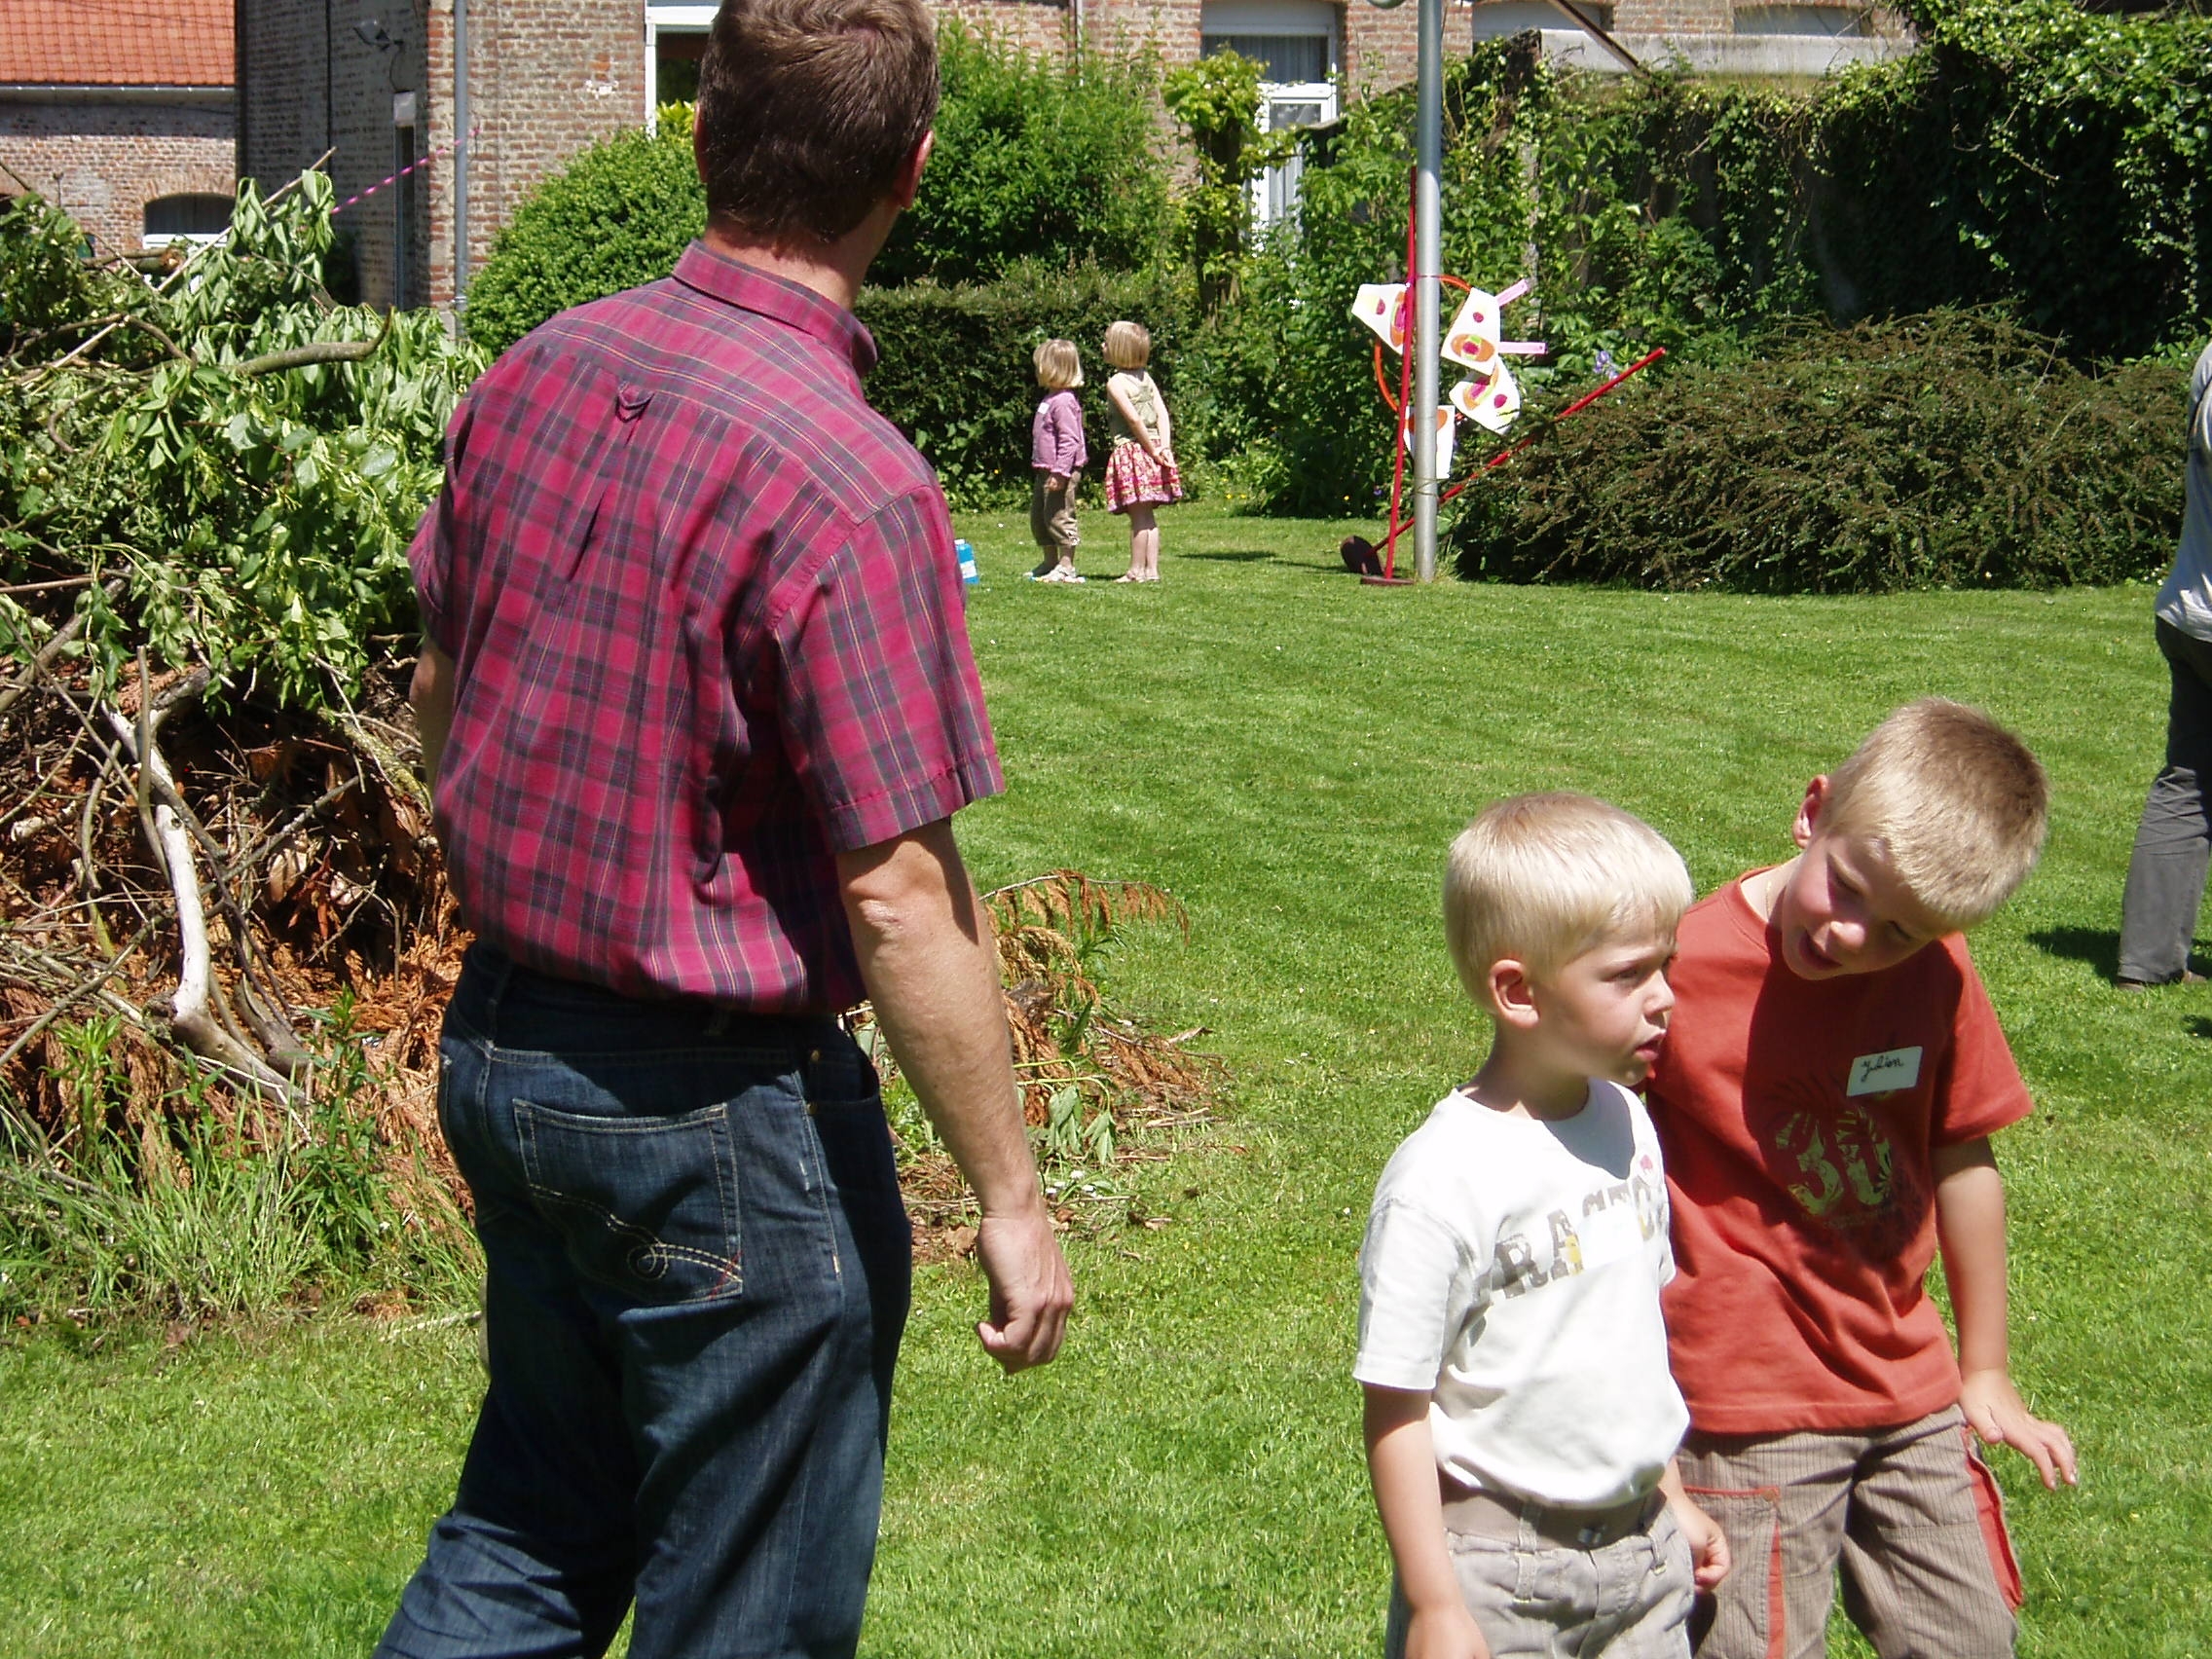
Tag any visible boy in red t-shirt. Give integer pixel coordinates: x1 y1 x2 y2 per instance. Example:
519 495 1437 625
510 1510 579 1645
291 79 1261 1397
1647 700 2079 1659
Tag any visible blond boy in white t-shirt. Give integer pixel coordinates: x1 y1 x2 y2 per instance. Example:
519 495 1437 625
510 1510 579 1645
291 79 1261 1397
1356 793 1732 1659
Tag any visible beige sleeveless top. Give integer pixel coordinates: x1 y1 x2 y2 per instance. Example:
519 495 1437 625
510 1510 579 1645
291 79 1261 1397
1106 370 1165 449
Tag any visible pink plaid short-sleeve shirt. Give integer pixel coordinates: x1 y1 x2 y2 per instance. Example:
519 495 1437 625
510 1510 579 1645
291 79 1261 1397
413 242 1003 1013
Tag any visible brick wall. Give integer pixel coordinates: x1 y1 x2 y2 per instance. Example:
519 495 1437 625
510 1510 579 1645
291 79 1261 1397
1089 0 1200 60
940 0 1072 56
1 96 234 257
236 0 321 189
238 0 434 307
1346 0 1424 92
237 0 1846 317
1613 0 1730 32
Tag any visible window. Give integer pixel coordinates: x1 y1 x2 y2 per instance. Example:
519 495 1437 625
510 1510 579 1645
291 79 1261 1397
143 193 232 248
1200 32 1330 83
1255 90 1333 224
655 30 704 104
645 2 717 120
1200 1 1338 225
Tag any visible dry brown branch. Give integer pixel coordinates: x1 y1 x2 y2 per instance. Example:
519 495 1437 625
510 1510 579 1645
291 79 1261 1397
0 918 158 1076
150 804 297 1105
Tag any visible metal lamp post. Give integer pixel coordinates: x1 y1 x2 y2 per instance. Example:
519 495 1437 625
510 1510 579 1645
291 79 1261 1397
1367 0 1446 582
1411 0 1443 582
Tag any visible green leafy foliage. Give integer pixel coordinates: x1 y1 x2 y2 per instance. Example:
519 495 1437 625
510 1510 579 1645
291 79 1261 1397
461 106 707 356
1161 52 1292 313
463 28 1174 353
1815 0 2212 356
876 23 1170 286
856 263 1195 502
0 174 485 712
1191 1 2210 515
1447 312 2189 593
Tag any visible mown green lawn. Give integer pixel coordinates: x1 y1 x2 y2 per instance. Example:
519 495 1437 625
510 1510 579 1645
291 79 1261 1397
3 500 2206 1656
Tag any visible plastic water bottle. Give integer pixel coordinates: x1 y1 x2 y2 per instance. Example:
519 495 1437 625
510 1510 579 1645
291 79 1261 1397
954 538 979 586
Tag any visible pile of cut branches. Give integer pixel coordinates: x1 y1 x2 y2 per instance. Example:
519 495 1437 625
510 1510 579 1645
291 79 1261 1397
1 174 485 1316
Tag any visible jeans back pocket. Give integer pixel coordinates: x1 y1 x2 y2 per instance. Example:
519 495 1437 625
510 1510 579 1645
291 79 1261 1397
515 1097 744 1304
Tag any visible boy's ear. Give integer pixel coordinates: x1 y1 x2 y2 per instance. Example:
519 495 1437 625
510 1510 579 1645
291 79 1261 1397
1791 775 1831 851
1488 958 1540 1031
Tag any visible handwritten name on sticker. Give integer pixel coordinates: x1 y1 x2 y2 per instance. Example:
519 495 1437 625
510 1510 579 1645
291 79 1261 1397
1847 1047 1923 1097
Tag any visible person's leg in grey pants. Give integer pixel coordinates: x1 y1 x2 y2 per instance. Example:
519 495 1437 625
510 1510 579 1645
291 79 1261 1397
2118 619 2212 984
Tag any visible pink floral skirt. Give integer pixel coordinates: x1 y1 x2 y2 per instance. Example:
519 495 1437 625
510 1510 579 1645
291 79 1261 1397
1104 441 1184 513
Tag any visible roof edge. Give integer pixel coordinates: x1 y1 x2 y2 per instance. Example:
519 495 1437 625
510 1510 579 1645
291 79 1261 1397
0 84 234 104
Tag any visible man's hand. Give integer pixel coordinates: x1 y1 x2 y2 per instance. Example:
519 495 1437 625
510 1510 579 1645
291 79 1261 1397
975 1209 1072 1373
1961 1368 2078 1490
409 639 456 793
838 822 1073 1375
1048 472 1071 492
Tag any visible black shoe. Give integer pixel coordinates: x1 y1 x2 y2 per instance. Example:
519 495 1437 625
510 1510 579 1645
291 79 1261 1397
2116 970 2208 991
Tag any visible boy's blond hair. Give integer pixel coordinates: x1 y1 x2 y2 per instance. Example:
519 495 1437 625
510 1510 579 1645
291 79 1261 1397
1102 320 1151 370
1444 793 1694 1000
1819 698 2048 930
1034 339 1084 390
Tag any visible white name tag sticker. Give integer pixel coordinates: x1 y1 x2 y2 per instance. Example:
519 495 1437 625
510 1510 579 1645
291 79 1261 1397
1847 1047 1924 1096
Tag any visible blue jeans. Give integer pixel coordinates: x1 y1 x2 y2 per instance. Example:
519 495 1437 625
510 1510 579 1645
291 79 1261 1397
376 944 911 1659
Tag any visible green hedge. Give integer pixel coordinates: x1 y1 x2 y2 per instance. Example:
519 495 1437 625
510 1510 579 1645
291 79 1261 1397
856 264 1197 503
462 27 1174 356
874 23 1169 286
1446 312 2189 593
461 110 704 356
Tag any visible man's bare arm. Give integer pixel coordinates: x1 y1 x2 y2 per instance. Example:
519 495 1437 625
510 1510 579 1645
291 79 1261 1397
837 821 1071 1372
410 640 456 793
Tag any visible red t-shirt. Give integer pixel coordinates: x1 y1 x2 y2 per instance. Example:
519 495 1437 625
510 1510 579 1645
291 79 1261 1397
1647 875 2033 1435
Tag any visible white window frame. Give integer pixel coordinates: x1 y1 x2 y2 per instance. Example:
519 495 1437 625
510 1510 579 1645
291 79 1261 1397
1251 81 1338 227
645 2 717 125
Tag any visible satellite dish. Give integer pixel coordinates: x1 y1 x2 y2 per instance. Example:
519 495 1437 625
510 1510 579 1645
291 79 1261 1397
1365 0 1407 8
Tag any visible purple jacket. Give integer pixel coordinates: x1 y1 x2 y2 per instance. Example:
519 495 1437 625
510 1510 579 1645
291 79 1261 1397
1031 388 1087 474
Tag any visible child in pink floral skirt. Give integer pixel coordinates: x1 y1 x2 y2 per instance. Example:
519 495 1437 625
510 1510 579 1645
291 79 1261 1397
1100 320 1182 583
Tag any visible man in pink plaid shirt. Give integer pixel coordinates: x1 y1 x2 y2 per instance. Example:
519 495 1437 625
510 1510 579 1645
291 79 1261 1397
378 3 1071 1654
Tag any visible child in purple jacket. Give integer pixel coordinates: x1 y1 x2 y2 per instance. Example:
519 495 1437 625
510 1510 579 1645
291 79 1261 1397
1029 339 1088 583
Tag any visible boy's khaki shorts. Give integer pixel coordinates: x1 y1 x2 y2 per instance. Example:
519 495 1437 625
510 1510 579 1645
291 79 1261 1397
1679 1405 2022 1659
1385 1492 1694 1659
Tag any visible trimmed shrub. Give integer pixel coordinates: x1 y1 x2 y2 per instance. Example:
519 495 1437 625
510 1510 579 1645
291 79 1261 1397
462 109 705 356
857 263 1196 503
875 24 1169 285
1446 312 2190 593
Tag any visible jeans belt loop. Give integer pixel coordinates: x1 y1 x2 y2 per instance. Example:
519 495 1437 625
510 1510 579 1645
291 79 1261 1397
480 943 514 1029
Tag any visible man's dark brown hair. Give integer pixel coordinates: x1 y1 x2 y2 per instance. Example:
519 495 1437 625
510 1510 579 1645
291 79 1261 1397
696 0 940 244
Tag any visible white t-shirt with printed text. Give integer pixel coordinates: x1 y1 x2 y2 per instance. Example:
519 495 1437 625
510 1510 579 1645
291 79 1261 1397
1354 1082 1688 1508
